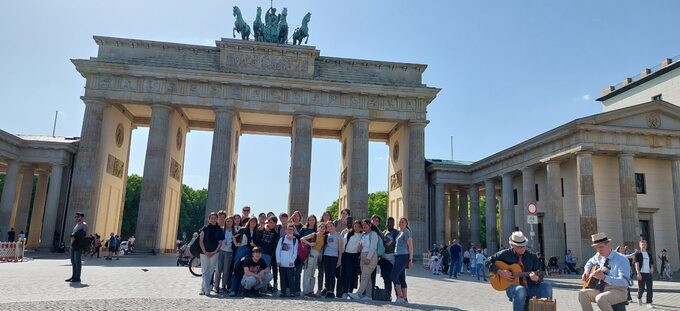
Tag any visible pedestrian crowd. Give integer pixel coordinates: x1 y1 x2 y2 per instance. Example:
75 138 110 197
192 206 415 303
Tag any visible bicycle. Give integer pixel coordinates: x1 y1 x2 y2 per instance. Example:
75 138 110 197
189 256 202 277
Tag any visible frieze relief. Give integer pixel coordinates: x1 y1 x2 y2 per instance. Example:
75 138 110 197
89 74 427 113
223 52 309 77
106 154 125 179
170 158 182 182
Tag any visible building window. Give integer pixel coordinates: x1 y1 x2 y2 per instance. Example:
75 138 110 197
513 189 518 205
652 94 662 101
635 173 646 194
535 184 539 201
561 178 564 197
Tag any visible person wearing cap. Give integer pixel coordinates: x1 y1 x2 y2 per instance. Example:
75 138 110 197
578 232 631 311
486 231 552 311
66 212 89 283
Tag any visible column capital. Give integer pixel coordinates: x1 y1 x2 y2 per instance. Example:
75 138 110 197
576 150 594 156
545 159 562 165
214 107 235 116
80 97 109 107
293 114 314 121
501 172 515 179
407 119 429 127
521 166 536 174
351 118 371 125
618 152 636 158
150 103 173 111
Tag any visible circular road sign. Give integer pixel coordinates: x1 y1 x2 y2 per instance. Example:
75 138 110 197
527 202 538 215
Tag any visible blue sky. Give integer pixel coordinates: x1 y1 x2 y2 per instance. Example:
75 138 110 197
2 1 680 219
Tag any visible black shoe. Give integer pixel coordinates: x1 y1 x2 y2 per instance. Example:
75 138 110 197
70 278 81 283
251 289 262 297
325 292 335 299
65 278 73 282
279 293 288 298
243 290 251 297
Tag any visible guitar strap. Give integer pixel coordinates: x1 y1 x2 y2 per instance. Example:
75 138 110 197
518 255 528 288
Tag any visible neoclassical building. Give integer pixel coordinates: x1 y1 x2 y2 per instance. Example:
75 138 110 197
428 55 680 270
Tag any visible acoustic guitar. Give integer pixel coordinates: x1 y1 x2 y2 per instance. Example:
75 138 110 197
489 261 546 291
583 258 609 292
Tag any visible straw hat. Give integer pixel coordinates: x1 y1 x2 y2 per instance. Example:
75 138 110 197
591 232 611 246
508 231 528 247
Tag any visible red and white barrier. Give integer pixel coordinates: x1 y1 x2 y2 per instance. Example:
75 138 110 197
0 241 25 262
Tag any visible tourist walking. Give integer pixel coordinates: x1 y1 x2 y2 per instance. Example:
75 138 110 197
276 224 298 297
659 249 671 280
106 233 117 260
198 212 224 296
322 221 342 298
391 217 413 303
449 239 462 278
348 219 380 300
463 248 471 274
475 249 487 281
66 212 88 283
214 212 235 294
635 240 655 308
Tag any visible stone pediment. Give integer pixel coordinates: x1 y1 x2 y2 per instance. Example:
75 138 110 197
579 100 680 131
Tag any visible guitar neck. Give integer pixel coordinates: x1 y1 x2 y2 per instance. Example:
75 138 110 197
513 271 545 277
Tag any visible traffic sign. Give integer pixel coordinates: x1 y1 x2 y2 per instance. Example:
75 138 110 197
527 215 538 225
527 202 538 215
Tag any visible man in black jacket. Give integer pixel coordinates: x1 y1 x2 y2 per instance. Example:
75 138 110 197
486 231 552 311
67 212 89 283
634 240 654 308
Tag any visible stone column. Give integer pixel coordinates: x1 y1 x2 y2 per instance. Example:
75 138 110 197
39 165 64 249
521 167 535 237
469 184 480 247
26 171 48 249
545 161 565 261
288 115 313 220
14 167 36 232
459 188 469 247
619 153 639 248
0 160 21 235
434 183 445 244
347 118 369 220
576 152 597 261
672 158 680 262
136 104 172 251
449 189 459 241
407 120 427 254
485 179 498 252
501 173 515 245
68 100 107 229
206 108 235 219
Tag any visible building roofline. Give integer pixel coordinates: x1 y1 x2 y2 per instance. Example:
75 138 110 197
597 55 680 102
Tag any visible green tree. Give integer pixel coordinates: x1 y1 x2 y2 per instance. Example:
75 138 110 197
120 174 142 239
325 191 388 231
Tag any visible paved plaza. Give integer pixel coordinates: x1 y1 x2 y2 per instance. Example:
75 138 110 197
1 252 679 310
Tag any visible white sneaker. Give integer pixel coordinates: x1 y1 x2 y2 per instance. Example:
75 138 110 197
341 293 348 299
347 292 359 300
638 298 642 306
395 297 405 303
647 303 655 309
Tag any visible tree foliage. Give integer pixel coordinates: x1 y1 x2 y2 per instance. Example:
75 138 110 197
325 191 388 231
120 174 207 242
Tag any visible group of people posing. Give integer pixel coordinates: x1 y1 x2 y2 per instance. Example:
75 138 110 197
195 206 414 303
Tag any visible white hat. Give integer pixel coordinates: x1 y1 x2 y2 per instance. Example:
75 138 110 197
591 232 611 246
509 231 528 247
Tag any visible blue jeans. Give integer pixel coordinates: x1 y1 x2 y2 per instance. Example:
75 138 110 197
261 254 272 267
70 249 83 279
449 260 461 278
476 263 487 280
506 283 553 311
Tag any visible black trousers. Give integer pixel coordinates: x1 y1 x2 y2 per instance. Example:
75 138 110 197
378 257 394 294
638 272 653 303
340 252 359 295
279 266 295 295
323 255 338 292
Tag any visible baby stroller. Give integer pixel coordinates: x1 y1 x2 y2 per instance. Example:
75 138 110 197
546 256 560 275
176 242 192 266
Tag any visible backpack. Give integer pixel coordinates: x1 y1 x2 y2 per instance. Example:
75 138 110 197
376 233 385 257
297 237 309 261
189 230 205 257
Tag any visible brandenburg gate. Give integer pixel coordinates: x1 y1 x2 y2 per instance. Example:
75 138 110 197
69 31 439 252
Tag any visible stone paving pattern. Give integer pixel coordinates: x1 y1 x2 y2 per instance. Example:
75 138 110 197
1 253 679 310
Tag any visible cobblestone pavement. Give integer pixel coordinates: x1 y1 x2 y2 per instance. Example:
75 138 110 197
1 253 679 310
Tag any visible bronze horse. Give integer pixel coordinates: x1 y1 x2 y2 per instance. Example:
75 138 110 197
232 6 251 40
293 12 311 45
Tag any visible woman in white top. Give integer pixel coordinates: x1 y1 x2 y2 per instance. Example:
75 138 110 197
348 219 380 300
340 220 363 298
215 214 237 293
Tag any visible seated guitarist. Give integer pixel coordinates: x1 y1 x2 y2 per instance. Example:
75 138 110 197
579 232 631 311
486 231 553 311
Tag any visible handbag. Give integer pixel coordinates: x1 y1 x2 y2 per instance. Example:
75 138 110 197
297 238 309 261
372 286 391 302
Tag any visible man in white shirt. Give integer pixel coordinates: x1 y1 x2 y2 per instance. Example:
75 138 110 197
634 240 654 309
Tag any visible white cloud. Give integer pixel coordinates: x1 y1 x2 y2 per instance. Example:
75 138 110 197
581 94 591 101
